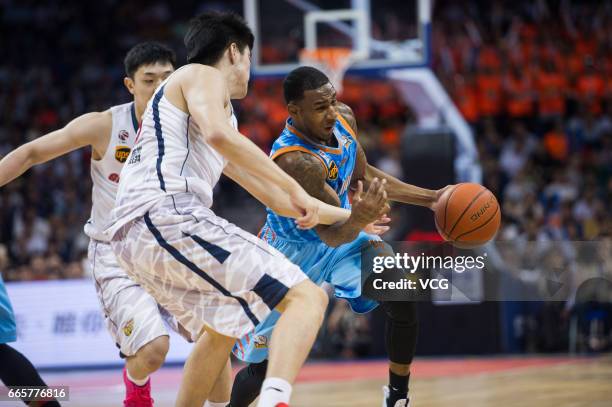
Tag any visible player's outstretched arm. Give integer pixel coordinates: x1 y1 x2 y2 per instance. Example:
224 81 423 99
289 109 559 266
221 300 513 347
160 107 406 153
223 161 352 227
0 112 110 187
358 144 455 209
181 65 348 228
362 152 436 207
337 101 445 209
275 151 389 247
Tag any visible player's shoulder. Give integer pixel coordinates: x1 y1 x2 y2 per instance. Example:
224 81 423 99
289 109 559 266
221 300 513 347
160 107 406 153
271 129 316 159
276 125 303 145
174 63 225 83
108 102 132 114
335 101 358 136
87 110 113 139
168 64 229 106
275 150 328 180
62 110 113 153
75 110 113 129
335 101 354 117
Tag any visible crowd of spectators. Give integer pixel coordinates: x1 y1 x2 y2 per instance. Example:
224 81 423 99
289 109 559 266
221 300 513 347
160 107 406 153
435 0 611 246
432 0 612 354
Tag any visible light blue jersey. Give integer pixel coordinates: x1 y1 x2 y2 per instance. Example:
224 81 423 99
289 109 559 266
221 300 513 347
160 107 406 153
234 114 393 363
261 114 358 242
0 273 17 343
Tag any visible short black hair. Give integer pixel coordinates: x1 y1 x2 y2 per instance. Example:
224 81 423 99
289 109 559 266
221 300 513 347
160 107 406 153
124 42 176 78
185 11 254 66
283 66 330 104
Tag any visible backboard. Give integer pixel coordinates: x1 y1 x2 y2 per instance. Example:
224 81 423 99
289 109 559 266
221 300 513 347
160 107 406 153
244 0 432 76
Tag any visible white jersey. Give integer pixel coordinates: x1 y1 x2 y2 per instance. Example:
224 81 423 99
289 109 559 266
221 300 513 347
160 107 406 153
84 102 140 242
108 83 238 237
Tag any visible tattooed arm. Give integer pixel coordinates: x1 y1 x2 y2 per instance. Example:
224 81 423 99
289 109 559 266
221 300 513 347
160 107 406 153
275 151 389 247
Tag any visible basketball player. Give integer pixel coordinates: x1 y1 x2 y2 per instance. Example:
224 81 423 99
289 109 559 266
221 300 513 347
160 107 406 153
0 275 61 406
229 67 453 407
106 12 387 407
0 43 215 407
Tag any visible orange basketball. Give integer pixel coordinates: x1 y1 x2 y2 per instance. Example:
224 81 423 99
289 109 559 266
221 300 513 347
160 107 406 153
434 183 501 248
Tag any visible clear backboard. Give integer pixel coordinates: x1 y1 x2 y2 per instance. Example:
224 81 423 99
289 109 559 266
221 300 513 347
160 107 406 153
245 0 432 76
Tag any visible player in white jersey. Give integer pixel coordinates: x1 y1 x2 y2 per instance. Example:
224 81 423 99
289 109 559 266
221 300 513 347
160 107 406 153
0 43 235 407
108 11 387 407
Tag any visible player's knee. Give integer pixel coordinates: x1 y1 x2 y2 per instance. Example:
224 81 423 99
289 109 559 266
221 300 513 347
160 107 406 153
381 301 418 365
137 335 169 371
382 301 418 326
285 280 328 317
301 281 328 316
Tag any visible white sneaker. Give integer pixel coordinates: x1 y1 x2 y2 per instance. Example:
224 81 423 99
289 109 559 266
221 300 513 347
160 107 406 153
381 385 411 407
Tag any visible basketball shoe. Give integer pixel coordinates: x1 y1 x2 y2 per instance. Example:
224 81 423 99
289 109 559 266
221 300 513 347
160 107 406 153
382 385 410 407
123 367 154 407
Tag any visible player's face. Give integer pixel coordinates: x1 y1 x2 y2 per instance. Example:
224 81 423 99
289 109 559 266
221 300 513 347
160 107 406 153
295 82 337 142
232 45 252 99
124 62 175 106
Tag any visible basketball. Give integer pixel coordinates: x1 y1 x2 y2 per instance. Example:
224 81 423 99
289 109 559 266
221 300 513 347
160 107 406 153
434 183 501 248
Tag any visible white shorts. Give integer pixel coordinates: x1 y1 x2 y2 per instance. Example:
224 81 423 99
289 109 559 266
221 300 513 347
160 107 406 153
111 193 308 339
89 239 177 356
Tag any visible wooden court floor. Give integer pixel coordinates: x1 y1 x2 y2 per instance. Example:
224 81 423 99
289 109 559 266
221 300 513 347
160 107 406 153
2 356 610 406
290 357 612 407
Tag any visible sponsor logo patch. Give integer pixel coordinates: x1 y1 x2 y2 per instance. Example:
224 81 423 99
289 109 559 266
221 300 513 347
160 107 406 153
115 146 131 163
339 176 352 196
123 319 134 337
342 135 353 149
128 146 141 164
254 335 268 349
328 161 339 181
118 130 129 142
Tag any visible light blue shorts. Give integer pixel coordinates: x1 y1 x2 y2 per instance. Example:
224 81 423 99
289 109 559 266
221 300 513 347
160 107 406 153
233 231 387 363
0 274 17 343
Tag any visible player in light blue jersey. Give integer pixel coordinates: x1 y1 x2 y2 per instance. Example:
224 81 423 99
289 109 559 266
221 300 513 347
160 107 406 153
229 67 452 407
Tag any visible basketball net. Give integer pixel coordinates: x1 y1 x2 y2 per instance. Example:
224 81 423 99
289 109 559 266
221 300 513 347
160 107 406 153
299 47 354 94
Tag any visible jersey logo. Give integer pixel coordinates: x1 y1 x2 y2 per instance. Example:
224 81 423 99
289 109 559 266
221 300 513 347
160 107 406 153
128 146 141 164
254 335 268 349
340 176 352 197
108 173 120 183
328 161 339 180
118 130 129 143
342 135 353 149
123 319 134 337
115 146 131 163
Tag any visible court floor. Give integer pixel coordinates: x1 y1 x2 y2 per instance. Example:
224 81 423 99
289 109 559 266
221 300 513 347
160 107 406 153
1 355 610 406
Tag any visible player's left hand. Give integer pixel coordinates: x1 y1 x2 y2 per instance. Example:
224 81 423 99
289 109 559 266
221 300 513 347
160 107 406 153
364 214 391 235
290 187 320 229
428 184 456 211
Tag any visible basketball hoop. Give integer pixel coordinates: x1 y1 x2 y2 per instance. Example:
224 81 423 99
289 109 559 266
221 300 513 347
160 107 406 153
299 47 354 94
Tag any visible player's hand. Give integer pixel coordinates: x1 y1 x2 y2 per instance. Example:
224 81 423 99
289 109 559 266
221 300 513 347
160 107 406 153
351 178 390 227
428 184 456 211
364 214 391 235
290 186 320 229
